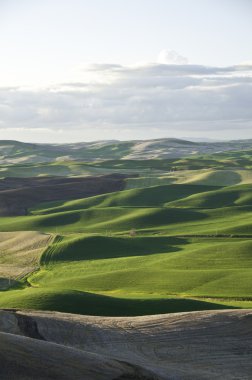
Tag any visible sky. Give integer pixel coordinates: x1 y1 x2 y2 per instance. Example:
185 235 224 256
0 0 252 142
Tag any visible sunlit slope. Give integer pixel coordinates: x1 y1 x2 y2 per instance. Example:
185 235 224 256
0 206 252 235
1 184 252 235
1 207 204 233
0 235 251 314
169 184 252 208
124 169 252 190
180 169 251 186
30 184 216 214
35 235 252 299
1 144 252 318
0 183 252 314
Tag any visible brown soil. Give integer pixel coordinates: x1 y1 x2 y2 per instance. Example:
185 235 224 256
0 174 133 216
0 309 251 379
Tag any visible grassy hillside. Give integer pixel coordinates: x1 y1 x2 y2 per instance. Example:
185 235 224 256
169 184 252 208
33 235 252 299
1 185 252 237
30 184 216 214
0 288 230 316
0 234 251 314
0 144 252 316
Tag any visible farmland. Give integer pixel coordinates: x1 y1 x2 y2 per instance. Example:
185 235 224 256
0 139 251 315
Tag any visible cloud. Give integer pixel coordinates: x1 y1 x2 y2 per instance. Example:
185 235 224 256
157 49 188 65
0 62 252 141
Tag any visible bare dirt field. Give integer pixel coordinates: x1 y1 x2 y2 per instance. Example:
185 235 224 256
0 309 251 379
0 174 130 216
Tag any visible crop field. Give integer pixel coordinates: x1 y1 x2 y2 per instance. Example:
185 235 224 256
0 140 251 316
0 231 52 289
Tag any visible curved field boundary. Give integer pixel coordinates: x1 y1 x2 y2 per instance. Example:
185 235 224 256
40 234 64 266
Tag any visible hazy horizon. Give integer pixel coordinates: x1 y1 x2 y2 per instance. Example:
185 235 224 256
1 136 252 146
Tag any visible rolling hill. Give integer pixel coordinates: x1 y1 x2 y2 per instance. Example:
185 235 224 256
0 138 252 379
0 182 252 313
0 140 251 317
1 138 252 164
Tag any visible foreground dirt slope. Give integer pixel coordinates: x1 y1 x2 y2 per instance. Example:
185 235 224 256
0 309 251 379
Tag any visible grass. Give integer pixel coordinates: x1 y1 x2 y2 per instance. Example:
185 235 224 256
1 204 252 238
0 157 252 315
0 288 233 316
0 234 251 314
169 183 252 208
1 183 252 245
30 184 217 214
28 236 252 299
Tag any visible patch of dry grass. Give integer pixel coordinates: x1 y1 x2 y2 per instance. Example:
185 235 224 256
0 231 53 283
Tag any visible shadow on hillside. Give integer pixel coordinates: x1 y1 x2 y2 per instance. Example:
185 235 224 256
5 289 236 316
120 208 208 228
0 277 20 291
46 236 189 262
36 211 81 227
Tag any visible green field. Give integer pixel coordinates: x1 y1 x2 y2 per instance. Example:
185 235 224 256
0 172 252 315
0 142 252 315
34 235 252 300
1 183 252 236
0 232 251 314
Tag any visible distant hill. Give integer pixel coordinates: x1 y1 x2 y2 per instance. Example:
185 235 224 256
0 138 251 164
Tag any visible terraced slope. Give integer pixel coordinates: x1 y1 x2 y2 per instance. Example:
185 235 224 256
0 309 251 379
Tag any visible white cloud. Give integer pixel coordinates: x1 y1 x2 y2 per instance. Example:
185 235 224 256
157 49 188 65
0 62 252 141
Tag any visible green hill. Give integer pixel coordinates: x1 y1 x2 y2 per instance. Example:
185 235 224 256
0 288 230 316
0 165 252 315
1 183 252 237
31 184 216 215
0 234 251 314
34 235 252 299
169 184 252 208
